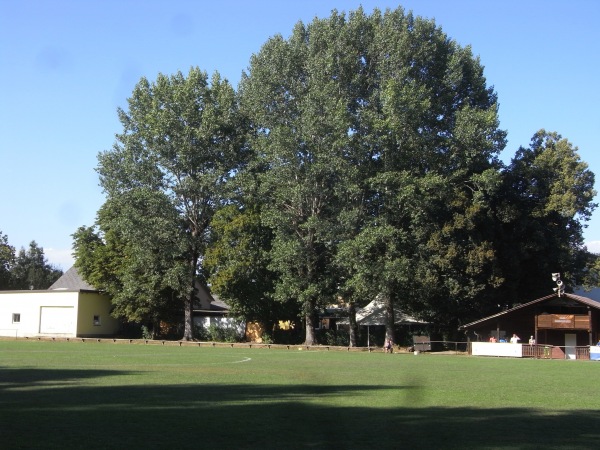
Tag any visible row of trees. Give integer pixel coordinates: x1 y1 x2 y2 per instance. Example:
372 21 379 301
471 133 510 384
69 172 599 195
72 7 598 344
0 233 63 290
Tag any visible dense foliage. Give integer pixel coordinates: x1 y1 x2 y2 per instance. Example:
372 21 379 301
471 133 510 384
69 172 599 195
74 68 245 340
0 233 62 290
74 6 597 343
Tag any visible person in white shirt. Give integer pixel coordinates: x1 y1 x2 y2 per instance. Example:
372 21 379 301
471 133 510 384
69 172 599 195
510 333 521 344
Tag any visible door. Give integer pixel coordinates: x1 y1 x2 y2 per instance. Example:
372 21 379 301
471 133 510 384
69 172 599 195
39 306 74 334
565 333 577 360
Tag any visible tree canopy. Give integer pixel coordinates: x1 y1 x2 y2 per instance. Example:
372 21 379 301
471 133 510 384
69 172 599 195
239 7 508 343
74 6 597 344
76 67 245 340
0 234 62 290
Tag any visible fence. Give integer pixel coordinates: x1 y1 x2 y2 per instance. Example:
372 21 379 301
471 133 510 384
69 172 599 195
521 344 591 360
413 341 595 360
1 335 595 359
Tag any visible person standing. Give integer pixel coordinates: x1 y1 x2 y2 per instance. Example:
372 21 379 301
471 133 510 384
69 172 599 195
384 339 393 353
510 334 521 344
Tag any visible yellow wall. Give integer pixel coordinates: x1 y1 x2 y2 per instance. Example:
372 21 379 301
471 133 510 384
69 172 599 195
76 292 120 337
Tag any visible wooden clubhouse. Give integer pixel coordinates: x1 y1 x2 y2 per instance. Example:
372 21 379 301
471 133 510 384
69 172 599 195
459 288 600 360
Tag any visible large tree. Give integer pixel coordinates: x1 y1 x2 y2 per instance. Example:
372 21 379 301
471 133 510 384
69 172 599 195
240 11 366 344
492 130 596 302
241 6 506 343
92 68 244 340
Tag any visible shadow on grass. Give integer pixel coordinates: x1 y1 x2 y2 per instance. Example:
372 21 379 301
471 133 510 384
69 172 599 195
1 367 598 449
0 367 129 388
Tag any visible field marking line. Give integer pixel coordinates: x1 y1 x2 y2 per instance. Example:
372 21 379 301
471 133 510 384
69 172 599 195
230 357 252 364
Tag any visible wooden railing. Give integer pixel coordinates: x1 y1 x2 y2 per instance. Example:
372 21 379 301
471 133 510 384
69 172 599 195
521 344 590 360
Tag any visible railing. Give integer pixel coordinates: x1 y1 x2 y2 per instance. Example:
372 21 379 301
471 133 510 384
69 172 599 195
503 343 590 360
428 340 469 354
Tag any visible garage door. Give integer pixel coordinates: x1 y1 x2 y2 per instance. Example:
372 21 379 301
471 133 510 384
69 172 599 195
39 306 74 334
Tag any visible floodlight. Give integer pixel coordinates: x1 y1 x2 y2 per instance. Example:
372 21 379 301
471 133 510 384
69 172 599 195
552 273 560 282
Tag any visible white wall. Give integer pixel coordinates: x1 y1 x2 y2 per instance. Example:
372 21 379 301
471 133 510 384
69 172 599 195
194 316 245 334
472 342 523 357
0 291 79 338
0 290 119 338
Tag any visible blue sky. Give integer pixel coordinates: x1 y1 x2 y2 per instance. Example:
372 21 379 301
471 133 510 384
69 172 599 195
1 0 598 270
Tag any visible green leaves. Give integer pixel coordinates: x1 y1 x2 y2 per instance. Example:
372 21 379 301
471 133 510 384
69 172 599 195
492 130 597 301
0 239 62 290
75 7 597 344
85 68 245 339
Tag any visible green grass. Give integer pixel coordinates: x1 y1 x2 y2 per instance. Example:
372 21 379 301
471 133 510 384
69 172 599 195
1 340 600 449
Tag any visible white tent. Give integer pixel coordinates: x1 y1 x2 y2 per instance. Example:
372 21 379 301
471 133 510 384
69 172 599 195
337 297 427 348
339 297 426 327
354 298 425 326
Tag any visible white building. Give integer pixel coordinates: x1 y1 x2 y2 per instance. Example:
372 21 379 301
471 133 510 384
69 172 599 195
0 267 119 338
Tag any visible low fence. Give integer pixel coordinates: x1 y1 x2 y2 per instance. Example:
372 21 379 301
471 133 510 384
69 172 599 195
1 335 374 352
1 335 466 354
413 340 468 354
521 344 591 360
2 336 597 360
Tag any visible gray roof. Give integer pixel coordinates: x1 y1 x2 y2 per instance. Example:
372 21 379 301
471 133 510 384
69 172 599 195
48 266 97 291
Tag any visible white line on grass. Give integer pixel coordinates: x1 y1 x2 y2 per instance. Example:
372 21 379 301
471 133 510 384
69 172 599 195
230 357 252 363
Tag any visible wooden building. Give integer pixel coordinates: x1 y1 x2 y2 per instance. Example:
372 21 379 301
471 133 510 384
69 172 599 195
459 292 600 360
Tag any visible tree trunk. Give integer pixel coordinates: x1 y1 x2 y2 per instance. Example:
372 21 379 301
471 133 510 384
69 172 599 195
182 292 194 341
384 293 395 345
182 256 198 341
304 310 316 345
348 301 358 347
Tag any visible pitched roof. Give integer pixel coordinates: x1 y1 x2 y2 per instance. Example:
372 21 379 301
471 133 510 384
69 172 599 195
357 298 425 326
48 266 97 291
338 296 427 326
459 292 600 330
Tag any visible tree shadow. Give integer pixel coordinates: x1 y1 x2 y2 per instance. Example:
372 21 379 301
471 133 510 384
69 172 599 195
0 367 130 389
0 367 598 449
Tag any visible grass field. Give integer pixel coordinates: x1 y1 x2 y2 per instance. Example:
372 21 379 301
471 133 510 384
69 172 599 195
1 340 600 449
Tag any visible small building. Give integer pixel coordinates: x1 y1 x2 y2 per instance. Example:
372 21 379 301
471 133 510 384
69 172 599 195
459 292 600 360
0 267 120 338
193 283 236 328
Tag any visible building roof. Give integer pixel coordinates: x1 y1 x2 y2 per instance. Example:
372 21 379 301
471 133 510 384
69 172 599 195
48 266 97 291
459 292 600 330
47 267 229 314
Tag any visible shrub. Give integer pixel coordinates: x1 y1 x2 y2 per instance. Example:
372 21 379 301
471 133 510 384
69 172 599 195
196 323 243 343
316 329 349 346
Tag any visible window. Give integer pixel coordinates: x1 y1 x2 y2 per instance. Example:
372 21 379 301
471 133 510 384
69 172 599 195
93 315 101 326
12 313 20 323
